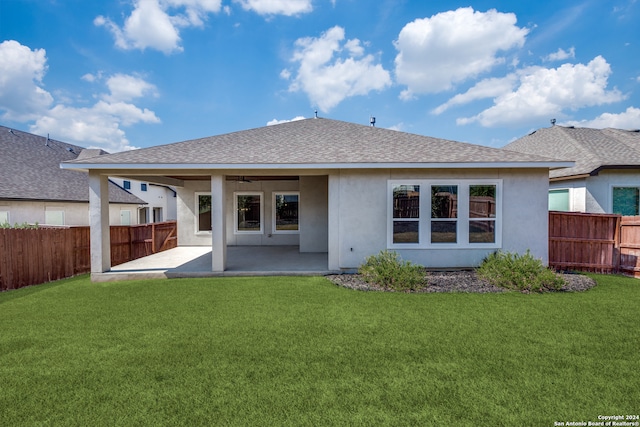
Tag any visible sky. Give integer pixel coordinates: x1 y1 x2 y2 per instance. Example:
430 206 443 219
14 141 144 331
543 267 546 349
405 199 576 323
0 0 639 153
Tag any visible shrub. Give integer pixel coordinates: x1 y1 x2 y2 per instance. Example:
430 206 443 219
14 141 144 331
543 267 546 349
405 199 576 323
477 250 564 292
359 250 426 291
0 221 38 229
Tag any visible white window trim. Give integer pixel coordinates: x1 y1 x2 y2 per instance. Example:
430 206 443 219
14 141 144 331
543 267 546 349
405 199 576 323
272 192 300 234
387 179 502 250
195 192 212 234
234 191 264 234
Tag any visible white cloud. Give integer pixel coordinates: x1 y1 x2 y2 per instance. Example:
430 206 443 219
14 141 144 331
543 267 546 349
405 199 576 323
544 47 575 62
30 101 160 152
561 107 640 129
458 56 625 127
266 115 305 125
283 26 391 112
432 76 517 115
0 40 53 121
95 0 222 54
394 7 528 98
234 0 312 16
103 73 159 103
0 41 160 152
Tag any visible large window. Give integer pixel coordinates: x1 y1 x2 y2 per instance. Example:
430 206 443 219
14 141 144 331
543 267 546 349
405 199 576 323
196 193 212 232
235 192 263 233
273 192 299 233
45 210 65 226
0 211 8 225
549 189 570 211
389 180 501 248
612 187 639 216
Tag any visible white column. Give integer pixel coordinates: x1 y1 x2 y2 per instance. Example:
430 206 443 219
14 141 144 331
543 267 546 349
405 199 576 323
328 172 340 270
211 174 226 271
89 171 111 273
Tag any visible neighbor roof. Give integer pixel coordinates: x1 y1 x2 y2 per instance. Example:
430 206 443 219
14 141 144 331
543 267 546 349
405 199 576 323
0 126 145 204
503 125 640 180
62 118 570 171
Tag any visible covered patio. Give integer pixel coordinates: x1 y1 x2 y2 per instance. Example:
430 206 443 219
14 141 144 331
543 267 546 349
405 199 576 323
93 246 333 282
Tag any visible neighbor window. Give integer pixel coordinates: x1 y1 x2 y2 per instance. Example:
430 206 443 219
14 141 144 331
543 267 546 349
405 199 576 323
120 210 131 225
141 183 147 192
273 192 299 233
196 193 212 232
123 180 131 190
549 189 570 211
45 210 64 226
0 211 8 225
388 180 502 249
235 192 263 233
612 187 639 216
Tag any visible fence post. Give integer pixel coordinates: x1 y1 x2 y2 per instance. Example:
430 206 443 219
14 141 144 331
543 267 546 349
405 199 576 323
614 215 621 273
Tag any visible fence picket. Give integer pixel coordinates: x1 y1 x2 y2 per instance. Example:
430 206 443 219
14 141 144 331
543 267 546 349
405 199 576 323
0 221 177 291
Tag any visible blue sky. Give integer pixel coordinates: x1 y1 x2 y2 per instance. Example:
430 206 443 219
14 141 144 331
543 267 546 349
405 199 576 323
1 0 639 152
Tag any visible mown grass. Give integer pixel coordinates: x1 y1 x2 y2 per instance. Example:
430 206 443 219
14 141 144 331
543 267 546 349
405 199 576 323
0 274 638 426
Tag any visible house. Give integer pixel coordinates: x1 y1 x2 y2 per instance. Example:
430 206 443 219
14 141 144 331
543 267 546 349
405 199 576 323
504 125 640 215
0 126 145 226
109 177 177 224
60 118 571 276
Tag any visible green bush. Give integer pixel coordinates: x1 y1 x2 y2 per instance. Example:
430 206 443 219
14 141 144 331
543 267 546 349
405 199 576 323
0 221 38 229
359 250 426 291
477 250 564 292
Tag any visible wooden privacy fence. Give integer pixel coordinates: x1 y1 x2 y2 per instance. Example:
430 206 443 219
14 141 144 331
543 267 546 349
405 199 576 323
549 212 640 276
0 221 177 291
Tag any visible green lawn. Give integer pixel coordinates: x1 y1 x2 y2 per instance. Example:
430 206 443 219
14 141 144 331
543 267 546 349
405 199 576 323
0 274 638 426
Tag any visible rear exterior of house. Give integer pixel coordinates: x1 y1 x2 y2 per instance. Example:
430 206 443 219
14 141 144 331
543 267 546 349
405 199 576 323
505 125 640 215
61 118 571 276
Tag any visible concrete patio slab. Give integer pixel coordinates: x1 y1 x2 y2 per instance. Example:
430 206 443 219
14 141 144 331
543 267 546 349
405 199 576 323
92 246 333 282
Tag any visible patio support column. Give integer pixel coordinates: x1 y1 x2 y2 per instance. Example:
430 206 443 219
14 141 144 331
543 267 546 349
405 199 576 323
211 174 226 271
328 172 340 271
89 171 111 273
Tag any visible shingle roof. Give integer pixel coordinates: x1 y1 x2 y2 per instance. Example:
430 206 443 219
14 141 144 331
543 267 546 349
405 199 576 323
503 126 640 179
63 118 566 168
0 126 145 204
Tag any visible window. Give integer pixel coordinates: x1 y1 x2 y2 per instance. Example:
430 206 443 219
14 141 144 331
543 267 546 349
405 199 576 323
235 192 263 233
123 180 131 190
273 192 299 233
392 185 420 244
469 185 497 243
45 210 64 226
141 183 147 192
138 207 149 224
196 193 212 232
549 189 570 211
0 211 9 225
431 185 458 243
388 180 501 249
153 207 163 223
120 210 131 225
613 187 639 215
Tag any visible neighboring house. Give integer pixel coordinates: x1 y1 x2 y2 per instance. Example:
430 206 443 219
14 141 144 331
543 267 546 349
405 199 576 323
109 177 177 224
504 125 640 215
0 126 145 226
61 118 571 274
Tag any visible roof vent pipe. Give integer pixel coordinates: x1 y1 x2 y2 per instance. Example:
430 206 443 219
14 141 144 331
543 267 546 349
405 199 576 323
550 118 556 126
370 116 376 127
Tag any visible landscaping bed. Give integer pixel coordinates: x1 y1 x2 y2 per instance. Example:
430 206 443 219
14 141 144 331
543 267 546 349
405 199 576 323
326 270 597 293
